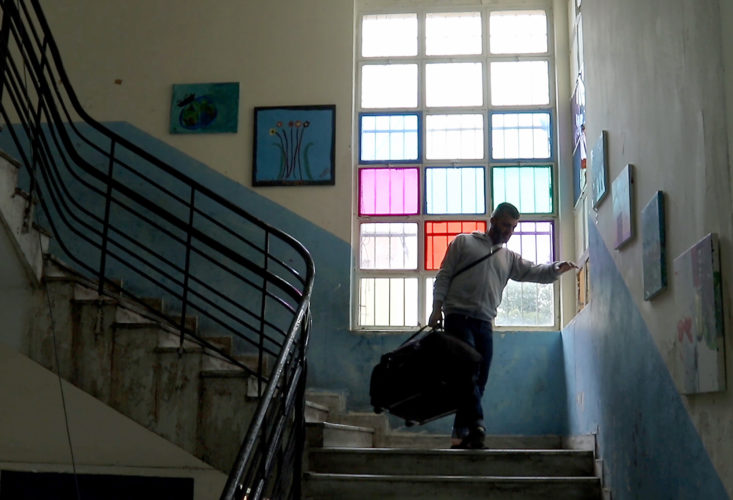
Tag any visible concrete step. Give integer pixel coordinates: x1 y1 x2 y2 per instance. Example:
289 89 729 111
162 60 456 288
305 390 346 415
197 369 258 472
381 432 563 450
303 473 602 500
308 448 596 477
306 422 374 448
0 153 48 284
305 400 330 423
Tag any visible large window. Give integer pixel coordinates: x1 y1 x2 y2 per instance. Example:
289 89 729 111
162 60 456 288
354 5 557 330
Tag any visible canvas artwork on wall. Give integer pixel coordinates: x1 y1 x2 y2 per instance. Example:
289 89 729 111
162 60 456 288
590 130 608 209
170 82 239 134
641 191 667 300
672 233 726 394
253 105 336 186
572 134 587 206
612 164 633 248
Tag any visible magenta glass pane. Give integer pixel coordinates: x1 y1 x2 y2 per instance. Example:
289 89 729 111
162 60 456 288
359 167 419 215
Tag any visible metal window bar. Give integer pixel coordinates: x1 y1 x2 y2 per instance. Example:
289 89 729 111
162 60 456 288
0 1 315 498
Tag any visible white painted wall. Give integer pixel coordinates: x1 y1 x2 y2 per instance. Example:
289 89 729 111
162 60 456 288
578 0 733 491
0 343 225 500
38 0 355 242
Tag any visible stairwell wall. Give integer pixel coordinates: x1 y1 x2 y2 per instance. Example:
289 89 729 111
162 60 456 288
0 0 571 437
562 0 733 497
10 2 732 497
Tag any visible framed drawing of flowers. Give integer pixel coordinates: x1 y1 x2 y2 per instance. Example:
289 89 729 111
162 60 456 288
253 105 336 186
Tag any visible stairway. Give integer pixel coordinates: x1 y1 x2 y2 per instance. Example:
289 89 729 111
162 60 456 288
0 148 267 475
302 391 604 500
27 257 268 473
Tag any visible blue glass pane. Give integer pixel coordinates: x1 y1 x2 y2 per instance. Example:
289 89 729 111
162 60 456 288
360 113 420 163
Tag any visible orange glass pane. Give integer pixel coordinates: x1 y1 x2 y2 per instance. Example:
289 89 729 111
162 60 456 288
424 220 487 270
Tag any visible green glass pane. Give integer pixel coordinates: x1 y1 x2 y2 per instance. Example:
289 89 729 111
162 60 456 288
492 165 552 213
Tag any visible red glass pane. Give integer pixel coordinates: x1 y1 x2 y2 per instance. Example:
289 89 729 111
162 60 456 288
359 167 419 215
424 220 487 270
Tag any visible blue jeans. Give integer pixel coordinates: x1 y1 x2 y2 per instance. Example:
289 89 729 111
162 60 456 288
444 314 493 439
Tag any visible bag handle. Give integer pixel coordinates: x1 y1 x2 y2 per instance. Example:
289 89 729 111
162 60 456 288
400 325 436 347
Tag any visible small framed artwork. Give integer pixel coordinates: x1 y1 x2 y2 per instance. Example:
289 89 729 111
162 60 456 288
641 191 667 300
572 134 587 206
571 75 586 148
672 233 726 394
612 163 633 248
590 130 608 209
253 105 336 186
170 82 239 134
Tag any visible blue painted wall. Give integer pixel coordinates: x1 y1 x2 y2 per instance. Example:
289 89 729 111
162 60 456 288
0 122 567 436
562 220 728 499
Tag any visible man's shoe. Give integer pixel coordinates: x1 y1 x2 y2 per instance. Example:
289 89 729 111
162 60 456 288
451 427 486 449
466 426 486 449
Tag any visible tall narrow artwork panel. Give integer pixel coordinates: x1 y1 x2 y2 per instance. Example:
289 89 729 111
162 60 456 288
589 130 608 209
612 164 633 248
641 191 666 300
672 233 726 394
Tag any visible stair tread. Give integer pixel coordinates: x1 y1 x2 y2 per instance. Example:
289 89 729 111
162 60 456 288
310 447 593 455
305 400 330 411
307 421 374 433
306 472 600 482
200 368 247 377
0 149 22 167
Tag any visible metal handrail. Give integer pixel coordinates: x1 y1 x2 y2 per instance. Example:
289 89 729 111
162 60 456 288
0 1 315 498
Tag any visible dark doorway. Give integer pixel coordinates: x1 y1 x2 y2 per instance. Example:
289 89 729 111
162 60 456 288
0 470 194 500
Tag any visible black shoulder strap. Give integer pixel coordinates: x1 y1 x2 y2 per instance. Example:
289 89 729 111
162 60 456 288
452 246 502 281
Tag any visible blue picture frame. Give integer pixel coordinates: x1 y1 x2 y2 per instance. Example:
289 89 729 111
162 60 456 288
170 82 239 134
253 105 335 186
612 163 634 249
642 191 667 300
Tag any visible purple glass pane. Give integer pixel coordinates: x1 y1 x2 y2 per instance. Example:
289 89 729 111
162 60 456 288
359 167 419 215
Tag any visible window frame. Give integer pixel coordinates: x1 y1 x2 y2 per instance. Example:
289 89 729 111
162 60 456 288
353 1 560 332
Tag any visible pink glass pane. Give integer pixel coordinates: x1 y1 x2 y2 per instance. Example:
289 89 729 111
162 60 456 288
359 167 419 216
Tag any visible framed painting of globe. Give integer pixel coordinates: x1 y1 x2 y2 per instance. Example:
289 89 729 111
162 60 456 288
170 82 239 134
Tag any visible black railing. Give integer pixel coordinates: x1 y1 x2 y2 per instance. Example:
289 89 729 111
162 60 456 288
0 1 314 498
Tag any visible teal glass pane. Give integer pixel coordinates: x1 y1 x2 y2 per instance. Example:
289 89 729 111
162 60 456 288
425 167 485 214
492 165 552 214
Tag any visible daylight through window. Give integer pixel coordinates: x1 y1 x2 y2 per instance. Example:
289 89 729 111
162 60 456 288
355 5 557 330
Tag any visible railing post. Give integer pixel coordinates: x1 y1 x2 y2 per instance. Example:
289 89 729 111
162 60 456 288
180 187 196 348
256 231 270 499
258 231 271 386
97 140 116 295
292 309 310 500
0 0 12 103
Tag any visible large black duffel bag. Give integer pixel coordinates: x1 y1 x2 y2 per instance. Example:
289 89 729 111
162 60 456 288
369 326 482 426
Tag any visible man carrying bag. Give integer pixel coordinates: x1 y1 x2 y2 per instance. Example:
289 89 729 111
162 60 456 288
429 202 577 449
